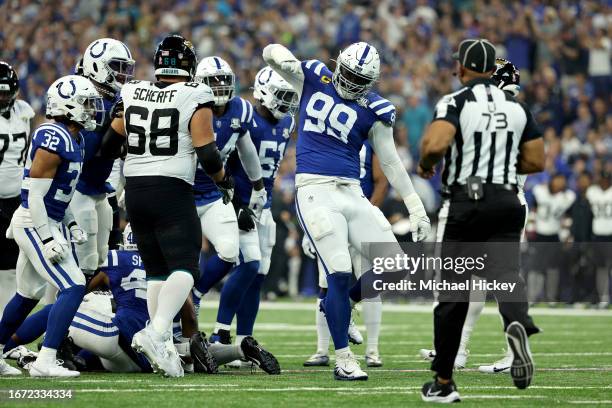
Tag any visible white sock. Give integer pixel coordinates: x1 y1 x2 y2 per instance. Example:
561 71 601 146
214 323 231 333
37 347 57 364
316 298 330 354
596 268 610 304
235 334 247 345
151 271 194 335
362 298 382 355
147 280 163 319
459 300 485 353
335 346 350 357
287 257 301 298
0 269 16 316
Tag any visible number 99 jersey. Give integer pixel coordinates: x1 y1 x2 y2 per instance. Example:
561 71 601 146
120 80 214 184
296 60 395 180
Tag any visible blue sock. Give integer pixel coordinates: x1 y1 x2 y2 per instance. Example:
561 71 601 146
236 274 265 336
216 261 260 326
43 285 85 349
0 294 39 345
172 314 181 339
195 254 234 295
350 269 405 302
324 273 351 350
3 304 52 352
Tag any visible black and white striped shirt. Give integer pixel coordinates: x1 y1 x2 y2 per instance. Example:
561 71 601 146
433 78 540 187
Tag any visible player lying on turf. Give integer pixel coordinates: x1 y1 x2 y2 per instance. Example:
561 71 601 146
0 225 280 375
263 41 430 380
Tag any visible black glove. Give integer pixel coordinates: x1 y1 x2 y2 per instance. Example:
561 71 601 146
110 98 124 119
215 173 234 205
237 206 255 231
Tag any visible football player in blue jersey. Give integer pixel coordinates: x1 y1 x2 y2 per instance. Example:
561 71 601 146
71 38 135 277
189 57 267 311
303 139 388 368
264 42 431 380
210 67 297 357
0 75 103 377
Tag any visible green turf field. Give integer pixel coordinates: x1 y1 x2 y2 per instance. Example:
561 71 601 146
1 302 611 407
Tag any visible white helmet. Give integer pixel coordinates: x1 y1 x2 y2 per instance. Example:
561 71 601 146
253 66 298 120
121 223 137 251
332 42 380 100
194 56 235 106
82 38 135 94
46 75 104 131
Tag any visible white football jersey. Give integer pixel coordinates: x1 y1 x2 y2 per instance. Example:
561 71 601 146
121 80 214 184
0 100 34 198
586 185 612 236
532 183 576 235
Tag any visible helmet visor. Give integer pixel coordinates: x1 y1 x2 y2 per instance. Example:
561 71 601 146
107 58 135 85
333 63 376 99
273 88 299 114
78 95 105 130
198 74 235 106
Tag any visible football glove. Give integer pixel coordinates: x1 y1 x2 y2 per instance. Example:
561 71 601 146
68 222 88 245
110 98 124 119
215 173 234 205
403 193 431 242
301 235 316 259
42 239 68 264
248 187 267 222
237 206 256 231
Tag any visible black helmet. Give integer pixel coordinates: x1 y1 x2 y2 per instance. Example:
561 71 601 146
154 34 197 80
492 58 520 96
0 62 19 114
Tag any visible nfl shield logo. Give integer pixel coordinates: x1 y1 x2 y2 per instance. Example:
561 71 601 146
231 118 241 129
215 120 222 128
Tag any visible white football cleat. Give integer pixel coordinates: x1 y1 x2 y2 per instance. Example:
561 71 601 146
303 352 330 367
29 360 79 377
478 349 513 374
132 324 183 378
454 349 469 369
3 345 38 360
0 357 21 376
334 350 368 381
365 351 383 367
419 348 435 361
348 317 363 345
226 359 242 369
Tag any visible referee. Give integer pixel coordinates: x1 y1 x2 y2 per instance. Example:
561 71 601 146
417 39 544 403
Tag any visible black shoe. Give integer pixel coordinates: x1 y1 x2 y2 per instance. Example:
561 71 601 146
421 377 461 403
240 336 280 375
57 337 78 371
210 329 232 345
190 332 219 374
506 322 534 389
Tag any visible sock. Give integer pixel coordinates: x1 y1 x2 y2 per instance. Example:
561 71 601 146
335 346 350 357
350 269 405 302
43 285 85 349
235 334 247 345
459 300 484 353
236 274 265 336
316 290 331 354
596 268 610 304
37 346 57 364
362 297 382 354
146 280 163 318
527 271 544 302
3 304 52 352
216 260 260 326
545 268 560 302
287 256 301 297
151 271 194 334
324 273 351 350
0 269 16 316
213 323 231 333
0 293 39 344
195 254 234 295
172 315 182 339
209 343 243 365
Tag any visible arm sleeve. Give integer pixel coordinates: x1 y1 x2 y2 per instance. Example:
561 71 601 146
236 132 263 181
262 44 305 95
28 178 54 242
368 121 416 198
519 102 542 144
432 94 460 128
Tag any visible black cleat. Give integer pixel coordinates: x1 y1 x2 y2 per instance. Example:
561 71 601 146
240 336 280 375
210 329 232 345
190 332 219 374
57 337 82 371
506 321 534 389
421 377 461 403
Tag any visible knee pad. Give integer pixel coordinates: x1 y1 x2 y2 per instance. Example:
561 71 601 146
328 251 352 273
303 207 334 241
240 243 262 264
258 258 271 276
216 239 239 263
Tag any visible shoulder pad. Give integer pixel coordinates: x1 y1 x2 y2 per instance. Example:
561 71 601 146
237 97 254 125
301 59 332 79
367 94 396 126
15 100 35 119
33 124 75 156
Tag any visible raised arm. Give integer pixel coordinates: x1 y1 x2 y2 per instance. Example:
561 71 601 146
262 44 305 96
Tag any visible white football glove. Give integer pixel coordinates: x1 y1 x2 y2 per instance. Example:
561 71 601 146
248 187 267 222
404 193 431 242
69 223 88 245
42 239 68 263
301 235 317 259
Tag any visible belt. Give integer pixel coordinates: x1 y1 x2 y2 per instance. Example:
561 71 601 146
441 183 518 198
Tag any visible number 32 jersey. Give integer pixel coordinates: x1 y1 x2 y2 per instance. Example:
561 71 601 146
120 80 214 184
296 60 395 180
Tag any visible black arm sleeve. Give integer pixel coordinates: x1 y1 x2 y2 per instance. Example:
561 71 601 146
195 142 224 176
100 126 126 159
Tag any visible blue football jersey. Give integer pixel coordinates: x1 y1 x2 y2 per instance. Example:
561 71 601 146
21 123 84 222
193 97 254 206
296 59 395 179
76 96 117 195
230 109 294 207
359 140 374 200
101 250 148 343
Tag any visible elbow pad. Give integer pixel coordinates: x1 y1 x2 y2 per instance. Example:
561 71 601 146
195 143 224 176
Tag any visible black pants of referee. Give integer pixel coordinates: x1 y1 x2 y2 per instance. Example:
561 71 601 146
124 176 202 281
432 184 539 380
0 196 21 270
